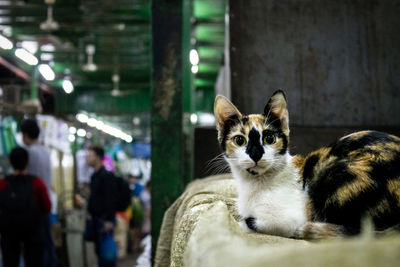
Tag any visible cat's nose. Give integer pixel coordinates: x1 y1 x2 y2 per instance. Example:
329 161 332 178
246 128 264 163
249 146 263 163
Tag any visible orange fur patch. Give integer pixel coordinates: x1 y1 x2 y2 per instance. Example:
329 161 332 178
369 199 391 217
387 179 400 207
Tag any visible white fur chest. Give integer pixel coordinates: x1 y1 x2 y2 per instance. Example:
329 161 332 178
233 166 307 237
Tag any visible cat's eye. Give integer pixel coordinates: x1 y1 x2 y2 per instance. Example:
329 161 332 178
233 135 247 146
263 134 276 145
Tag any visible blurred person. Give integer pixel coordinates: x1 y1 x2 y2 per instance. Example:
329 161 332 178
21 119 56 267
85 146 117 267
128 174 151 252
140 181 151 236
127 172 144 197
0 147 51 267
128 173 150 234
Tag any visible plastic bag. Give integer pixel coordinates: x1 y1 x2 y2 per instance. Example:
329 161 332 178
100 232 117 262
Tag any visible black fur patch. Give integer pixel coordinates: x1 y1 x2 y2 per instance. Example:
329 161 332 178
278 132 288 155
369 151 400 182
323 184 384 230
264 90 287 116
302 155 319 189
246 128 264 163
242 116 249 124
368 152 400 229
308 162 358 222
265 113 282 129
330 131 395 158
245 217 257 231
307 131 400 231
220 115 241 151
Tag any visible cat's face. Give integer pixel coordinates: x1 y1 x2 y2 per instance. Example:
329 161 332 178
214 90 290 176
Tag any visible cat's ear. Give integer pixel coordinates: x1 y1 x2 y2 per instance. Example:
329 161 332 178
214 95 242 137
264 90 290 135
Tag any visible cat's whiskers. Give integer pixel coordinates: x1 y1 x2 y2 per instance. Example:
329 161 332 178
205 153 226 169
204 153 233 175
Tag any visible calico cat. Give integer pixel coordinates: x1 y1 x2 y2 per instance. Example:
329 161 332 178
214 90 400 239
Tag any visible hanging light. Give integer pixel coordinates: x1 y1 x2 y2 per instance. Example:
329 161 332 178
40 0 59 31
77 128 86 137
69 127 77 134
40 53 54 61
41 44 55 52
133 117 140 125
62 79 74 94
189 49 199 65
38 64 55 81
87 118 97 127
0 34 13 50
198 112 216 126
76 113 88 123
83 44 97 72
21 41 38 54
191 65 198 74
125 135 133 143
95 120 104 130
15 48 38 66
68 134 76 142
190 113 198 124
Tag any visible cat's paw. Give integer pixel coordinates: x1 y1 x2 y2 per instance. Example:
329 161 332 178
239 217 257 232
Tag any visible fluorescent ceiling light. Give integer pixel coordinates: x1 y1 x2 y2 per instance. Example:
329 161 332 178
190 49 199 65
191 65 198 74
76 113 88 123
77 128 86 137
40 53 54 61
15 48 38 65
41 44 55 52
87 118 97 127
62 80 74 94
0 34 13 49
1 27 11 37
198 113 216 126
21 41 38 54
190 113 198 124
68 134 76 142
125 135 133 143
133 117 140 125
95 120 104 130
69 127 77 134
38 64 55 81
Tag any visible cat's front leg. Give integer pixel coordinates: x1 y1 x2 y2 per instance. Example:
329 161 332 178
292 222 347 240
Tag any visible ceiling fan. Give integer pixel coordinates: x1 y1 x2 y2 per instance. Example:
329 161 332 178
83 44 98 72
110 73 136 97
40 0 59 31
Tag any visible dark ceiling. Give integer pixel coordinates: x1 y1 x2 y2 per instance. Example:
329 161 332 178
0 0 225 141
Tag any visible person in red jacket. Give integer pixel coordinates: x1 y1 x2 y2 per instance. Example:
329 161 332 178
0 147 51 267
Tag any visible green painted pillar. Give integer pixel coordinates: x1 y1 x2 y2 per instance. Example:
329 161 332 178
151 0 184 261
182 0 195 185
182 0 194 114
